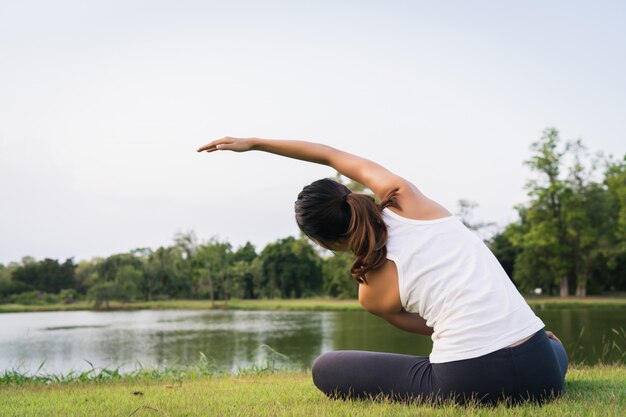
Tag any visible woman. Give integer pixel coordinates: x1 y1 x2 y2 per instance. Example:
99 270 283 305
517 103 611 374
197 137 569 405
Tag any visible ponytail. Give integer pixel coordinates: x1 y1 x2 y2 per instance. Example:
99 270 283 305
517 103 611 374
346 191 396 283
294 178 397 283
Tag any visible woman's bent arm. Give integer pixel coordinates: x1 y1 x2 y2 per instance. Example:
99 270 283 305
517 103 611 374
379 310 434 336
197 137 407 202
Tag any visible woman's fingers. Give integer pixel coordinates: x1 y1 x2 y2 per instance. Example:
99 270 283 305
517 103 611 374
196 142 216 153
196 137 230 153
196 137 247 153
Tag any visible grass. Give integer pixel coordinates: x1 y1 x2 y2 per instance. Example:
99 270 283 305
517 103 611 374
0 348 290 385
0 364 624 416
1 296 625 314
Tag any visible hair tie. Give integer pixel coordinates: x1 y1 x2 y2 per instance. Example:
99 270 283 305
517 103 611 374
342 192 351 204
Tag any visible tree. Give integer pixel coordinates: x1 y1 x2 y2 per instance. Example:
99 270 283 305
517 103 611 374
322 252 358 299
12 258 75 294
230 242 260 299
486 225 523 286
88 281 124 309
173 230 198 260
602 155 626 290
513 128 578 296
192 239 232 303
260 236 323 298
173 230 198 295
557 139 607 296
97 253 143 283
230 258 262 299
505 207 557 294
74 258 102 294
0 263 27 301
114 265 143 302
141 246 181 301
233 242 257 263
508 128 624 296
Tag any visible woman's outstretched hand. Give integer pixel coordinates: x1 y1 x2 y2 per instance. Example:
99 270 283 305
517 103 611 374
196 137 255 153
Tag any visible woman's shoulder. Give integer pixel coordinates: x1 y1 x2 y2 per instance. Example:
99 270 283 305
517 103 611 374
388 183 453 221
383 207 456 225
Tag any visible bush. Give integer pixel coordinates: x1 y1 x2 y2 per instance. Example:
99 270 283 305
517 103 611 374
88 282 125 309
10 291 59 305
58 288 78 304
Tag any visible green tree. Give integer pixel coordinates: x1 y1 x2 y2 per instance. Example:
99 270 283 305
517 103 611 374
603 155 626 290
173 230 198 297
507 128 624 296
260 236 322 298
230 242 260 299
230 258 262 299
565 160 612 296
504 207 557 294
234 242 257 263
514 128 577 296
0 263 27 301
192 239 233 303
12 258 75 294
141 246 181 301
74 258 102 294
322 252 358 299
97 253 143 283
114 265 143 302
88 281 124 309
486 225 523 286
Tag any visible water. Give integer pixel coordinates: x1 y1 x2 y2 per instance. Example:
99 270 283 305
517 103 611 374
0 307 624 375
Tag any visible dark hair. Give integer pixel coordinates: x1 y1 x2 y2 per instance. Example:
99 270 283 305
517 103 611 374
294 178 395 283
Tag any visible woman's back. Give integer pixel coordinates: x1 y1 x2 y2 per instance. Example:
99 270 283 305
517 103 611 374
382 207 545 363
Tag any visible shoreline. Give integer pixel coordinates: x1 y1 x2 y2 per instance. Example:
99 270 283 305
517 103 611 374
1 296 625 314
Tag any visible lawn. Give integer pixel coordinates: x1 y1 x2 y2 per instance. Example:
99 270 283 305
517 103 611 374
0 365 624 416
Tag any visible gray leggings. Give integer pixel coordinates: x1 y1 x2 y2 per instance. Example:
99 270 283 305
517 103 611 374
312 329 568 405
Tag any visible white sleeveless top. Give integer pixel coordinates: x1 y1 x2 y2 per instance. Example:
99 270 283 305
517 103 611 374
382 208 545 363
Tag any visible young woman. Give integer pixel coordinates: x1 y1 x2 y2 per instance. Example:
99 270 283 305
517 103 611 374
197 137 569 405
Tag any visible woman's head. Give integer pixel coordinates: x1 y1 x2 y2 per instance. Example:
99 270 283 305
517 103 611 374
294 178 394 282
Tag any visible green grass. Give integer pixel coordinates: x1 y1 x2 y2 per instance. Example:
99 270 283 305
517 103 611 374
0 364 624 416
1 296 625 314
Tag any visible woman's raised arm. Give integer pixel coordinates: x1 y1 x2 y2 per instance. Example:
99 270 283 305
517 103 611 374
197 136 408 203
198 136 452 221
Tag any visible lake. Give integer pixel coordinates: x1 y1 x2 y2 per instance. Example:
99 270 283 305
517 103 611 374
1 307 624 375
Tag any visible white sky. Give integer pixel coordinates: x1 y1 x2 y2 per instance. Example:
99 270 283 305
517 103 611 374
1 0 625 264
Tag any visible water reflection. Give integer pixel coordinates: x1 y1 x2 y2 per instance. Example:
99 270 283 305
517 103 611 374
330 312 433 356
536 307 626 365
0 307 623 375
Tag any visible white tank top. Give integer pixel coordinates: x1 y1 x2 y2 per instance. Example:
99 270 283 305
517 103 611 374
382 207 545 363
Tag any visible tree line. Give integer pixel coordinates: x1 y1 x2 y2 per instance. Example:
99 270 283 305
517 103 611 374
0 128 624 306
0 234 357 307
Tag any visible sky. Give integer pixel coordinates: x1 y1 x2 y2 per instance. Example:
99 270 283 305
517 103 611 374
1 0 625 264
